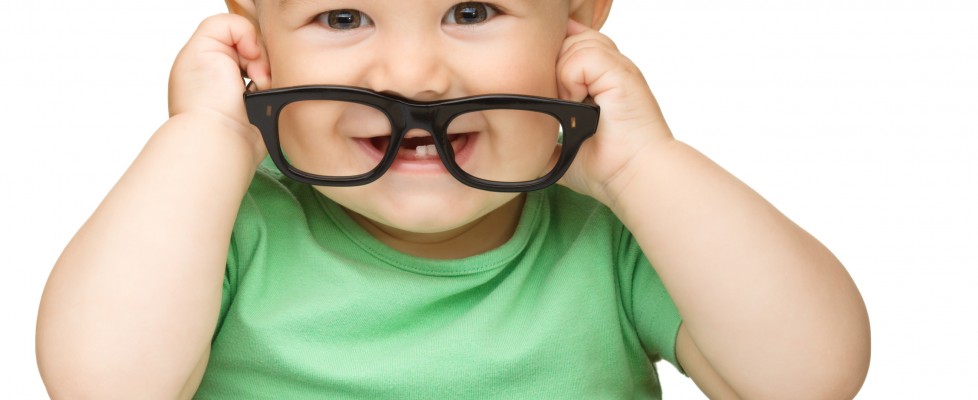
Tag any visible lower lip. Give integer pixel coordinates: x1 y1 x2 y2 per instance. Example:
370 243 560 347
355 133 477 174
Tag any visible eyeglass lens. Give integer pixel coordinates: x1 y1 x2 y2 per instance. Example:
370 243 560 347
278 100 563 183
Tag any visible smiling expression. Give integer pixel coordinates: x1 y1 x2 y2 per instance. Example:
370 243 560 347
251 0 571 234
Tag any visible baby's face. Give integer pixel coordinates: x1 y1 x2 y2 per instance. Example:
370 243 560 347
255 0 570 233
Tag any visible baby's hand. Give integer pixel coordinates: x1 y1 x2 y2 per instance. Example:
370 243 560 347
556 20 674 206
167 14 271 158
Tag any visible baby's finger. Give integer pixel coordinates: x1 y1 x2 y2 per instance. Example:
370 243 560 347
182 13 270 87
244 56 272 91
561 21 618 58
556 38 621 102
185 14 261 61
168 13 270 120
556 24 621 101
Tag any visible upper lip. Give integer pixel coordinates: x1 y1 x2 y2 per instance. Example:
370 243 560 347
360 128 482 140
403 130 434 139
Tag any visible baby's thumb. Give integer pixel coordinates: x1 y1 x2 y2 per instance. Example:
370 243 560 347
244 60 271 91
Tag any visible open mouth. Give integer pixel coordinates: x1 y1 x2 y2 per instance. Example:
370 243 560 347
367 133 473 161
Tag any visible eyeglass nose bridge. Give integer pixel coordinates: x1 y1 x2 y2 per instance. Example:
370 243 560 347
384 103 451 157
397 103 443 134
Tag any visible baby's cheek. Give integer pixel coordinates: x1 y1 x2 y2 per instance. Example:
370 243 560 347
264 39 374 88
456 35 561 97
512 45 563 96
483 60 559 97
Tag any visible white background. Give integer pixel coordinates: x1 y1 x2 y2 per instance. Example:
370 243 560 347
2 0 975 398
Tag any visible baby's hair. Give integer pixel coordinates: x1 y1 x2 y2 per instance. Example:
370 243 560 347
225 0 261 28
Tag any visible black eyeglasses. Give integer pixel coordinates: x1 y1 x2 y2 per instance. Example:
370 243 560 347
243 83 599 192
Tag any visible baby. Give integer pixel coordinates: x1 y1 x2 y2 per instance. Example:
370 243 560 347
37 1 871 398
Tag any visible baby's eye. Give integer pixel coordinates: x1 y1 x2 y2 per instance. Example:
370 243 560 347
316 9 372 30
443 2 499 25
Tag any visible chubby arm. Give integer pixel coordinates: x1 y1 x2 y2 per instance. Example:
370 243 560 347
36 14 270 399
620 141 870 399
556 21 870 399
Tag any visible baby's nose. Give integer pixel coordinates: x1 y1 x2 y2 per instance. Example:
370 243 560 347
364 32 452 101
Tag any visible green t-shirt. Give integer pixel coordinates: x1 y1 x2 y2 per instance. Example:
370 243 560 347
194 162 684 399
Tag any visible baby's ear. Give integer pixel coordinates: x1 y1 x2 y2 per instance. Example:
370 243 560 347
225 0 260 29
570 0 613 30
225 0 272 88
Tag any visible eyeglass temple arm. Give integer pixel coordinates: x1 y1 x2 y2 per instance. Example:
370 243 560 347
246 79 259 93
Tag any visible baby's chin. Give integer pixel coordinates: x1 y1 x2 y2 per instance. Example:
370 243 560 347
315 184 521 235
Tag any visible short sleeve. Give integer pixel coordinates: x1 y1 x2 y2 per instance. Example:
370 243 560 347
212 173 267 342
213 234 237 342
617 227 686 375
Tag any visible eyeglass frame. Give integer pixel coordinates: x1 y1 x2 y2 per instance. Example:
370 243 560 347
243 83 600 192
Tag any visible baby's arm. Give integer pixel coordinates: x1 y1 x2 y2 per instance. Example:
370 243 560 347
36 14 270 399
556 21 871 399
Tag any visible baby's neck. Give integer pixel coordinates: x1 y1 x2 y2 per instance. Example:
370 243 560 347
345 194 526 260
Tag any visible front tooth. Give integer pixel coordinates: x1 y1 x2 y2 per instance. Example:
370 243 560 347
416 145 426 158
425 144 437 157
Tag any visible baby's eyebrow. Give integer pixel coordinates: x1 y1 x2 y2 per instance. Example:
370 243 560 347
277 0 315 11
